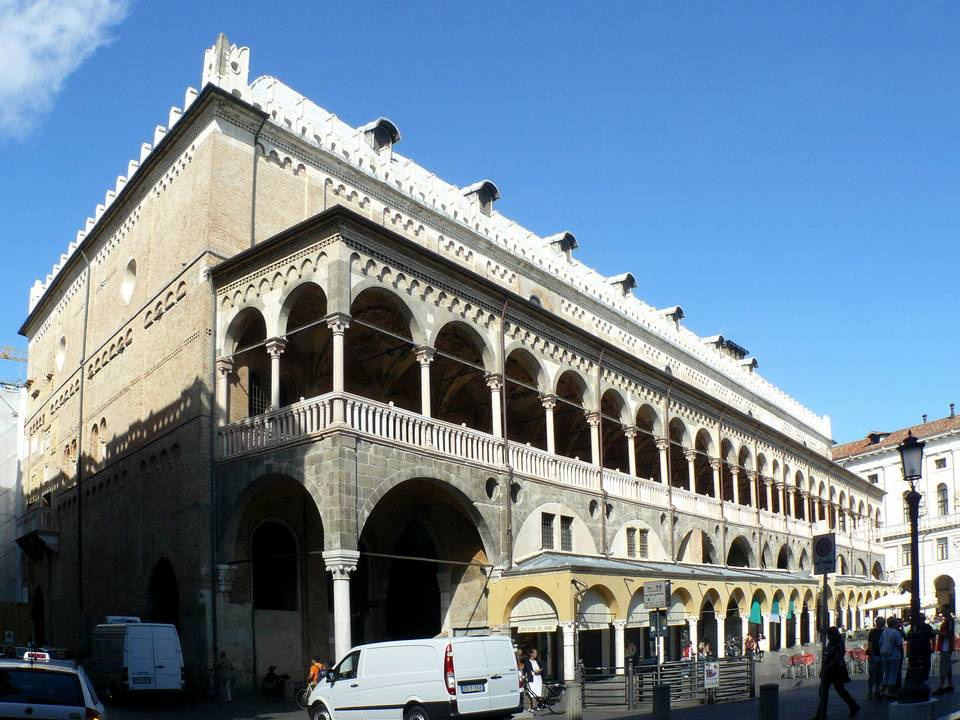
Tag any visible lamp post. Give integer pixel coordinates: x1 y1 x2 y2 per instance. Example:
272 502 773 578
897 430 929 704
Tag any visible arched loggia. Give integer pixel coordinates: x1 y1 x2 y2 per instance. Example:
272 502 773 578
280 283 332 404
694 430 714 496
600 390 628 472
504 350 547 449
668 419 690 490
554 372 591 462
431 322 491 433
634 405 660 482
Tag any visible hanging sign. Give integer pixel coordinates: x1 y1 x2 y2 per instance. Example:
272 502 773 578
643 580 671 609
813 533 836 575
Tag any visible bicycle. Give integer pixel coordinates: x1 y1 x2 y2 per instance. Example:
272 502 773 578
525 681 565 714
295 680 315 710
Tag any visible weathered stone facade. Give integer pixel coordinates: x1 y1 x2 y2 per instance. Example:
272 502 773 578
17 35 889 688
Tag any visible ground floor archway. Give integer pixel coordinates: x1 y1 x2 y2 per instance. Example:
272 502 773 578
147 557 180 628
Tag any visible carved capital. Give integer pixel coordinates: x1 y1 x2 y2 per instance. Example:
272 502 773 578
415 346 436 366
484 373 503 392
585 411 601 428
326 313 351 335
655 436 671 452
322 549 360 579
216 358 234 377
265 337 287 358
540 394 558 411
623 425 638 440
747 470 759 481
709 458 723 471
612 619 627 630
215 563 237 593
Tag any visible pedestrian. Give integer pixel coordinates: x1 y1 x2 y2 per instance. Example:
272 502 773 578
697 641 705 660
744 633 756 659
523 648 543 709
919 614 936 679
703 641 713 659
934 607 955 695
880 616 903 700
894 617 907 691
866 616 885 700
757 632 767 661
812 626 860 720
217 649 234 703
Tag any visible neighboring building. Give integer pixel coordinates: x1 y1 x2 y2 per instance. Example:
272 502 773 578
833 409 960 613
16 35 888 685
0 382 25 602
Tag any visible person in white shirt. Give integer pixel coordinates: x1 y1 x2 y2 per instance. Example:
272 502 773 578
523 648 543 706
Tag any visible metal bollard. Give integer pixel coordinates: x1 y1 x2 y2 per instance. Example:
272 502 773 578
758 683 778 720
652 684 671 720
626 659 635 711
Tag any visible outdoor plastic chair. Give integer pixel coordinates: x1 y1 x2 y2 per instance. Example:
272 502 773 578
779 654 793 679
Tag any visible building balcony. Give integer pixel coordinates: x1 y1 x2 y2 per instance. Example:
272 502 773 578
880 512 960 541
14 506 59 558
216 391 854 543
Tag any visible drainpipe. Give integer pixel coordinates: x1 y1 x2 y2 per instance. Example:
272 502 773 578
663 380 675 561
499 299 513 569
717 408 728 565
250 116 268 248
75 248 92 645
596 348 608 556
208 265 220 675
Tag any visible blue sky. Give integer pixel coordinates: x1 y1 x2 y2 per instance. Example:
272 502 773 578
0 1 957 443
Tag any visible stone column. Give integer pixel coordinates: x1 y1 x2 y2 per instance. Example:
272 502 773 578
624 426 638 477
747 471 759 508
716 616 726 657
765 479 773 511
731 468 740 505
561 622 576 681
778 614 786 647
827 609 836 628
686 617 698 655
656 437 670 485
486 374 503 438
761 613 771 651
541 394 557 455
323 549 360 662
613 620 626 674
807 610 816 645
216 358 233 427
586 412 601 465
683 450 696 491
710 459 722 499
416 346 435 418
741 615 750 650
265 337 287 410
327 315 350 422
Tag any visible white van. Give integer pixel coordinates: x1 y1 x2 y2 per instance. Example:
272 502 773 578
86 620 184 697
307 636 522 720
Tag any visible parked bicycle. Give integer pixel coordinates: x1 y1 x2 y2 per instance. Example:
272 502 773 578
295 679 316 710
525 681 565 714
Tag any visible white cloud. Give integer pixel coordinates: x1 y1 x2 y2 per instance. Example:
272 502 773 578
0 0 128 138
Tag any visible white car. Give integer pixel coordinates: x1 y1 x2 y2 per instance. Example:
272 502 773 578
0 651 108 719
307 636 522 720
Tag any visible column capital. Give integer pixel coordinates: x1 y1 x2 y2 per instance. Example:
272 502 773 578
709 457 723 471
559 621 576 633
326 313 351 335
686 616 697 626
415 346 436 365
746 470 759 481
265 336 288 358
612 619 628 629
214 563 237 593
323 549 360 578
623 425 638 440
762 476 774 487
655 436 671 451
585 411 601 428
216 357 234 376
540 393 558 411
684 449 699 463
484 373 503 392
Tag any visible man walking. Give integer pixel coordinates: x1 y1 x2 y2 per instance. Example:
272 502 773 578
934 608 955 695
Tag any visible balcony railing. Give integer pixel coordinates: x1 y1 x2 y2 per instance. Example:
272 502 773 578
215 392 847 540
881 512 960 541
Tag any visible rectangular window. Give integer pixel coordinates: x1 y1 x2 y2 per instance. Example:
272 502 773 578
541 513 555 550
936 458 948 470
560 516 573 552
626 528 636 558
938 538 949 561
867 473 879 484
902 544 911 567
637 530 649 559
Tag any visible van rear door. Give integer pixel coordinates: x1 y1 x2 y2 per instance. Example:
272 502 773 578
126 625 155 690
452 639 490 715
152 626 182 690
481 637 521 714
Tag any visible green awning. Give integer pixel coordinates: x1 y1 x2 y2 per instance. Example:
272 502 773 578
749 600 762 624
787 598 795 620
772 598 781 616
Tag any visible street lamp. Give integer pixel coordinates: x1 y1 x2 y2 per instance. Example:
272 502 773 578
897 430 929 704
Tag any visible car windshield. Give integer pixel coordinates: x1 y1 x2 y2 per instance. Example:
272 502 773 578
0 668 84 706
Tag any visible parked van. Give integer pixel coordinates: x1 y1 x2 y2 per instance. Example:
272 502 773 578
86 619 184 697
307 635 522 720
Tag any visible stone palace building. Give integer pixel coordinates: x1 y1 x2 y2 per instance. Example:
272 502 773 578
16 35 891 686
834 410 960 615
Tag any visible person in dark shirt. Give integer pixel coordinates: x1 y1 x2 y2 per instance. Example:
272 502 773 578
812 626 860 720
867 616 885 700
935 608 956 695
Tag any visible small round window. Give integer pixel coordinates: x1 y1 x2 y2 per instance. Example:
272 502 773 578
120 258 137 304
55 336 66 371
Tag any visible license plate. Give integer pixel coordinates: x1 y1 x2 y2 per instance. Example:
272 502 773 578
132 677 152 685
460 682 485 693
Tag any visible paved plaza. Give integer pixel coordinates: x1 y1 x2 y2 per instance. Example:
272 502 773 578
106 659 960 720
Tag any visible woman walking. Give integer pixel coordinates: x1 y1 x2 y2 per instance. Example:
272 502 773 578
880 616 904 700
812 626 860 720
